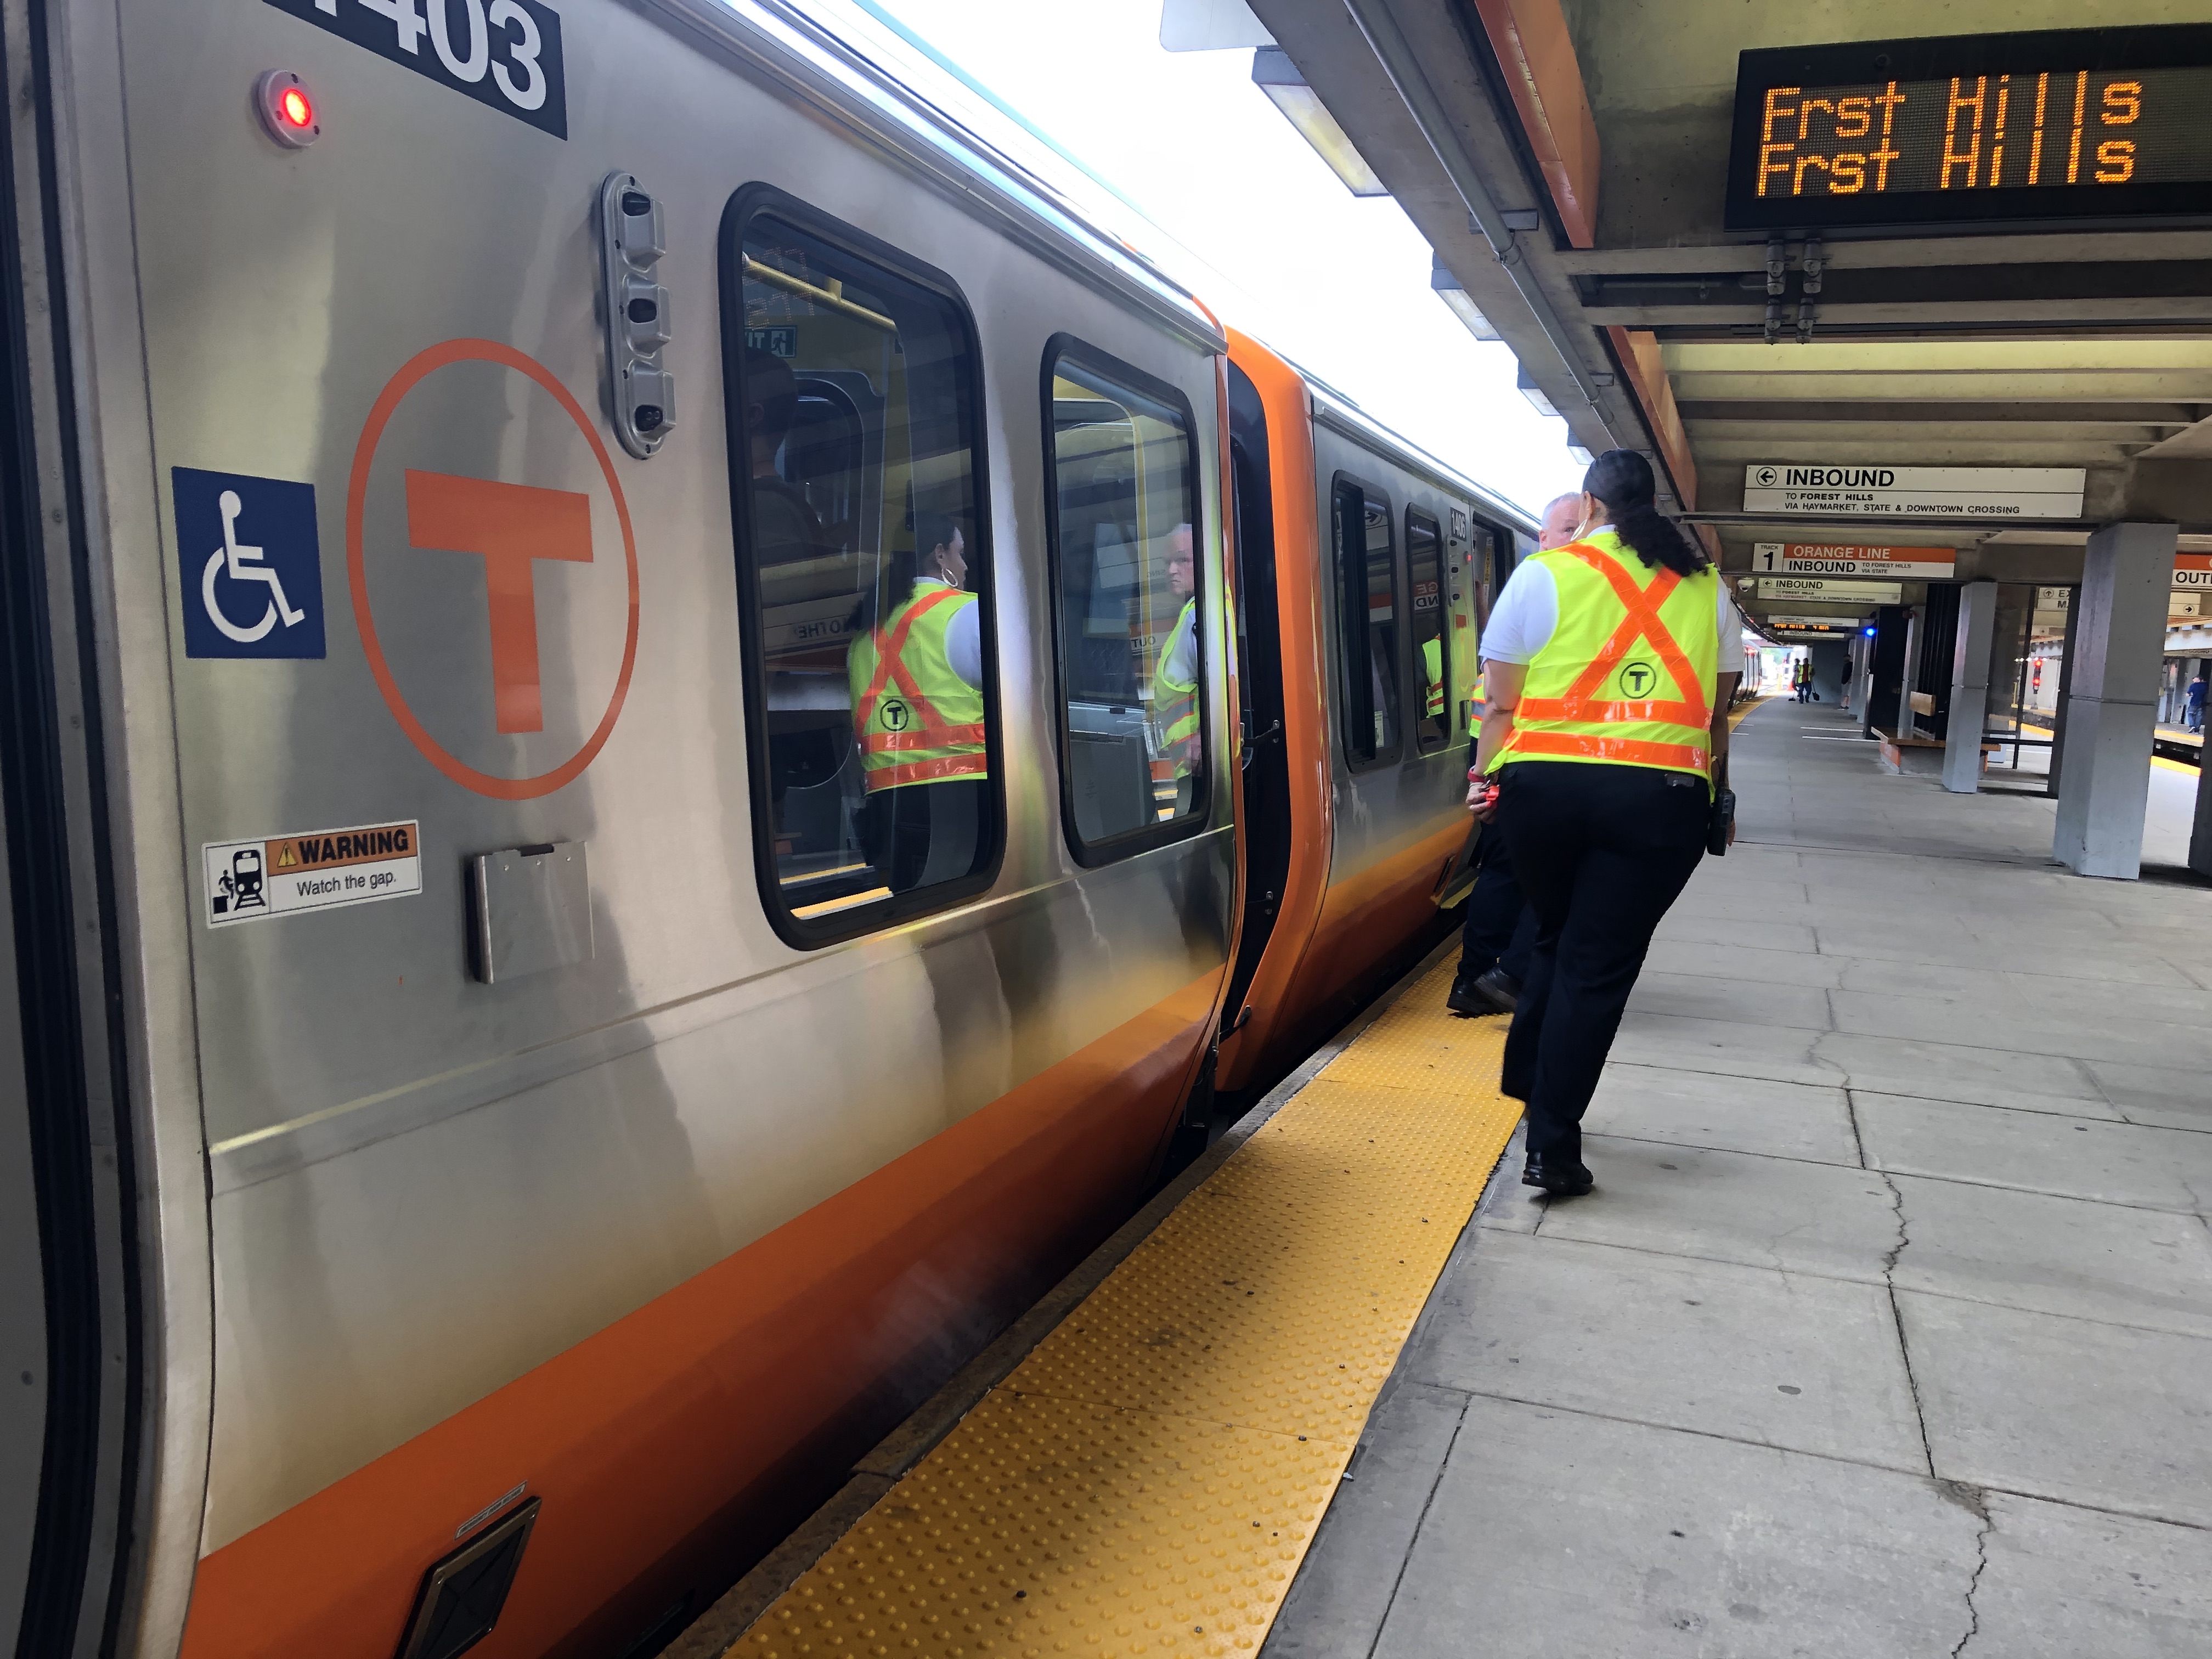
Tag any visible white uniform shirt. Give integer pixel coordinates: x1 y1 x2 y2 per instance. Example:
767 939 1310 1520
1478 527 1740 666
912 577 983 689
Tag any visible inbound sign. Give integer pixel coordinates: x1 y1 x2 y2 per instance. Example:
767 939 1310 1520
1743 465 2085 520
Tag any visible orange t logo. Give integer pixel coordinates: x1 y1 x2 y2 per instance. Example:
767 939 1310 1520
404 470 594 734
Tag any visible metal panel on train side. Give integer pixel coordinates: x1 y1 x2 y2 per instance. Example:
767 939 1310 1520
111 0 1229 1564
1307 421 1470 896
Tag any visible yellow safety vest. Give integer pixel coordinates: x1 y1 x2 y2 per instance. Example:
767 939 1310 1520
1420 636 1444 719
848 583 987 792
1496 529 1718 782
1153 596 1200 778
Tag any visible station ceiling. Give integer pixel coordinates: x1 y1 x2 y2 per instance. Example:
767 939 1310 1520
1240 0 2212 596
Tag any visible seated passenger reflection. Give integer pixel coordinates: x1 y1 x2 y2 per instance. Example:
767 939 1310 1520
1153 522 1200 814
848 513 986 893
745 346 823 565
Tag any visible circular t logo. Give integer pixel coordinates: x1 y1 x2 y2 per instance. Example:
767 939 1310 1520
879 698 911 732
1621 662 1658 697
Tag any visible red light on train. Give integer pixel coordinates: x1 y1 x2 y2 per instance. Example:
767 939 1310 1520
254 70 321 150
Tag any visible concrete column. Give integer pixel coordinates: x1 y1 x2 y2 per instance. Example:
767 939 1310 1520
1895 608 1920 737
1943 582 1999 794
2054 521 2176 878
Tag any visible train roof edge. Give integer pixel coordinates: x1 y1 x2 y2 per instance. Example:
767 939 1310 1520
651 0 1227 356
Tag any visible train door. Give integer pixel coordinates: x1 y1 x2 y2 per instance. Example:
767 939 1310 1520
1220 361 1289 1034
0 30 138 1649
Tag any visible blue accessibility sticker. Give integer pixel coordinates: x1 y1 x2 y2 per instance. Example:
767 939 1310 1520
173 468 326 659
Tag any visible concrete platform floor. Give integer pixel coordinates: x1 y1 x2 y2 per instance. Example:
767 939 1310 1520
1263 699 2212 1658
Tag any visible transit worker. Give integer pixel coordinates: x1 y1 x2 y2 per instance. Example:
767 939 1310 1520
849 512 987 893
1470 450 1741 1195
1154 523 1201 813
2188 669 2207 733
1447 490 1579 1018
1793 656 1813 703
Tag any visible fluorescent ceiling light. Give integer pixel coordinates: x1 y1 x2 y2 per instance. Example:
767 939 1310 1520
1252 48 1387 198
1566 443 1593 465
1430 255 1499 341
1515 364 1558 419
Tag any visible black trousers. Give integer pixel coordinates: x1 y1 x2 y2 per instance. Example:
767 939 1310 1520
863 778 985 894
1455 826 1536 985
1497 761 1708 1164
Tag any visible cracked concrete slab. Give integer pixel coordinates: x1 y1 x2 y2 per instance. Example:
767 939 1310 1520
1889 1174 2212 1339
1813 1034 2117 1116
1582 1064 1861 1165
1969 1491 2212 1656
1857 1096 2212 1210
1406 1231 1927 1472
1534 1137 1902 1285
1607 1011 1840 1087
1628 972 1836 1031
1359 1395 1988 1659
2079 1057 2212 1133
1897 1293 2212 1528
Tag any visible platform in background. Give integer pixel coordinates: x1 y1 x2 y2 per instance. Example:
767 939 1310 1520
1266 697 2212 1658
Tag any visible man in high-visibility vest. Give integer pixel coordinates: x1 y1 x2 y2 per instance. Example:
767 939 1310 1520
1421 635 1445 722
849 512 987 893
1448 492 1577 1018
1469 450 1741 1196
1153 523 1201 815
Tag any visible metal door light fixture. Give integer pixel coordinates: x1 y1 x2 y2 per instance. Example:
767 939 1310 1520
1252 49 1388 197
1430 255 1500 340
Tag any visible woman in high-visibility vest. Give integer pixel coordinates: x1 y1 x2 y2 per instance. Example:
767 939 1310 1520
849 512 988 893
1153 523 1201 814
1469 450 1741 1195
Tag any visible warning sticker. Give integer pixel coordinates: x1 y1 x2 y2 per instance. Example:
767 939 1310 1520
203 820 421 928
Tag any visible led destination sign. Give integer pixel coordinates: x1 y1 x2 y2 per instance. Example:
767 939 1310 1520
1728 25 2212 228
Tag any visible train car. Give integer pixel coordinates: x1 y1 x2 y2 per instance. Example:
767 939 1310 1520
1214 334 1534 1105
0 4 1528 1659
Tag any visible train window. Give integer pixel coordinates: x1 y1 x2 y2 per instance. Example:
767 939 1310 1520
1043 338 1205 861
1407 506 1448 751
1333 477 1401 769
723 192 998 941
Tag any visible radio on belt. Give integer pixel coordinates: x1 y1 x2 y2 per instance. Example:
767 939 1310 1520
599 172 673 458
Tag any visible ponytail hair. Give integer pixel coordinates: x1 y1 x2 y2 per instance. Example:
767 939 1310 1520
1582 449 1708 578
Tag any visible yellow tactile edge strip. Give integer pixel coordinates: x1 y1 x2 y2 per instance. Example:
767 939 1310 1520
731 959 1520 1658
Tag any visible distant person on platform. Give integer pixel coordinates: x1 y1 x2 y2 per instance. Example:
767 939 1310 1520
1447 489 1579 1018
1793 658 1813 703
2188 671 2207 733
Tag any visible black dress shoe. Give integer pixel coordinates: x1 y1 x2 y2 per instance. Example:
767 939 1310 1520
1448 971 1515 1018
1522 1154 1594 1196
1472 967 1520 1012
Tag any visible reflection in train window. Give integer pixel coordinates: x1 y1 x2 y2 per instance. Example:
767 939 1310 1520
1334 478 1401 769
1044 341 1204 857
727 201 996 935
1407 506 1449 751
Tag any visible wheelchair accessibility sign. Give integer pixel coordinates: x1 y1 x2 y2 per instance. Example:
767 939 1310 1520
173 467 325 658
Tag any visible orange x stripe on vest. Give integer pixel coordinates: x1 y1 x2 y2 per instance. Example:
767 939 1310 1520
1512 545 1712 731
855 586 988 763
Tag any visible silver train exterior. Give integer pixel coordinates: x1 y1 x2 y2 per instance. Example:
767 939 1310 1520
0 3 1531 1657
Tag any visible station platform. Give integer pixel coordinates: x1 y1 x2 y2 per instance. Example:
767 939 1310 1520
680 698 2212 1659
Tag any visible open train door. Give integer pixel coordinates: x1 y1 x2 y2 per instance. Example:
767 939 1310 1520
0 7 163 1655
1216 359 1292 1066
